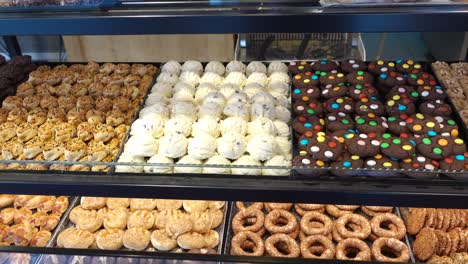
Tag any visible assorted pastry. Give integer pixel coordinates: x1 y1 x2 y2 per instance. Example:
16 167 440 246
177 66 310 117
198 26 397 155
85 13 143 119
0 194 69 247
56 197 225 253
229 202 410 262
117 60 292 176
0 62 157 172
291 59 467 178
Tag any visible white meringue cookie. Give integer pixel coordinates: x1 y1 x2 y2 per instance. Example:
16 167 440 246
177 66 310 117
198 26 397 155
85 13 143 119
157 72 178 87
205 61 225 76
251 102 276 120
226 91 249 105
217 132 246 160
161 60 181 75
187 134 217 160
247 134 278 161
223 102 250 121
181 60 203 75
164 117 192 137
203 154 231 174
192 117 220 138
246 61 267 76
194 83 217 105
140 103 170 120
243 83 264 98
158 134 188 158
267 82 290 97
174 155 202 174
203 92 226 107
273 120 290 138
173 82 195 94
225 61 246 74
251 91 276 106
231 155 261 175
269 72 291 85
248 117 277 135
200 72 224 86
246 72 269 87
275 136 292 157
262 155 291 176
267 61 288 76
179 71 200 87
144 154 174 173
145 93 169 106
130 114 165 138
116 152 146 173
171 101 197 121
151 82 172 98
223 72 247 88
125 132 159 157
275 106 291 123
272 94 290 108
219 117 248 136
218 83 240 99
198 103 223 120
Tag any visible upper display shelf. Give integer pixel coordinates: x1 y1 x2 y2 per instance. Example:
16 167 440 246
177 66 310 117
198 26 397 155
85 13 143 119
0 4 466 34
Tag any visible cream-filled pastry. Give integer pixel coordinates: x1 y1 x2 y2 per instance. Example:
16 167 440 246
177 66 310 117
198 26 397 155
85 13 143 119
54 83 72 96
77 72 94 86
112 97 131 112
69 206 102 232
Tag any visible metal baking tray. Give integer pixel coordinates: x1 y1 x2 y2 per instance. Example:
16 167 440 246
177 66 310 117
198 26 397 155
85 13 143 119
47 197 228 255
223 201 414 262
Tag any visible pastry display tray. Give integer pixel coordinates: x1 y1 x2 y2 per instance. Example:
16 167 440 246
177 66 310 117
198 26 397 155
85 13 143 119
223 202 415 262
0 0 116 12
46 197 229 255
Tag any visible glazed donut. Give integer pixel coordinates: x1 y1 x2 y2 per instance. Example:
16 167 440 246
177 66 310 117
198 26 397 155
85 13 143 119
265 209 297 234
265 203 293 212
325 205 353 218
300 235 335 259
232 208 264 234
370 213 406 240
371 237 410 263
363 206 393 212
336 214 371 240
300 212 333 236
231 231 264 256
265 233 300 258
235 202 264 211
336 238 371 261
335 205 360 211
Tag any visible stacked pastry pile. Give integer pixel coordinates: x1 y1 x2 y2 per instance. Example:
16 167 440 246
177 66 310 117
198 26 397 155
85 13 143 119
291 59 467 178
0 62 157 172
0 194 69 247
432 62 468 126
57 197 225 253
118 60 292 176
0 55 36 103
405 208 468 262
230 202 409 262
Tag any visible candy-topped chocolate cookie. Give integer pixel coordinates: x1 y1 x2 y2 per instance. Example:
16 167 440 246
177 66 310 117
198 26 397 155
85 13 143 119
417 85 446 101
377 71 406 88
380 133 416 159
289 61 311 75
344 132 381 157
310 59 339 72
355 98 385 116
293 100 323 116
306 132 344 161
386 116 410 135
385 86 419 102
407 72 438 87
341 59 367 73
416 135 454 160
319 70 346 86
321 83 348 99
439 153 468 171
419 100 453 117
451 137 466 154
401 155 439 172
325 112 355 132
433 116 459 138
355 113 388 134
293 116 325 135
348 84 379 100
368 60 396 75
406 113 443 134
298 134 314 155
293 155 328 176
385 95 416 117
292 86 321 102
292 72 320 89
364 154 400 170
330 153 364 175
395 59 423 74
346 70 374 85
324 97 354 114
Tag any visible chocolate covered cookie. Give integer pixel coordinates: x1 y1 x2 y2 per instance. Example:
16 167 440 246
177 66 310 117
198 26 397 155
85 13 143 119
306 132 344 161
292 72 320 89
380 133 416 159
417 85 446 101
395 59 423 74
377 71 407 87
348 84 379 100
310 59 339 72
319 71 346 86
364 153 400 170
325 112 354 132
407 72 437 87
420 100 453 117
386 85 419 102
416 135 454 160
325 97 354 114
368 60 396 75
289 61 311 75
355 98 385 116
321 83 348 99
293 100 323 116
293 116 325 135
355 113 388 134
385 95 416 117
292 86 321 102
341 59 367 73
346 71 374 85
386 116 410 135
344 132 381 157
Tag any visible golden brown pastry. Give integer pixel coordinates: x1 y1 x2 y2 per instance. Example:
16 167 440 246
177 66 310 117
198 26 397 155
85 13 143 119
166 212 192 237
64 138 87 162
113 124 129 140
69 206 102 232
95 96 113 112
35 83 52 97
42 141 64 161
145 64 158 76
38 121 55 141
105 138 120 158
122 227 150 251
13 207 32 224
66 107 86 126
203 230 220 248
0 108 9 123
52 196 69 215
7 107 28 125
0 195 15 208
1 140 24 160
124 74 141 87
208 201 225 210
94 124 114 143
76 96 94 111
0 122 17 142
4 222 36 246
22 95 41 111
127 210 155 230
115 63 131 75
23 196 50 210
130 199 157 212
86 140 108 162
88 82 104 98
54 83 72 96
103 207 128 230
209 209 224 229
190 211 212 234
16 123 38 142
37 196 56 212
25 155 48 171
13 195 32 208
23 137 43 159
31 211 48 227
154 209 184 230
121 85 140 100
55 122 76 143
57 227 95 249
27 108 47 127
102 84 121 99
44 71 62 86
112 97 131 112
40 213 61 231
100 63 115 75
69 156 91 172
57 95 77 112
81 197 107 210
76 122 95 142
0 208 16 224
68 64 85 73
183 200 209 213
151 229 177 251
77 72 94 86
106 198 129 209
16 82 35 97
106 109 125 127
27 70 45 86
85 109 105 125
40 96 58 110
155 200 182 211
130 64 147 77
29 230 51 247
47 107 67 124
177 232 206 250
70 83 88 97
96 229 124 250
3 95 23 110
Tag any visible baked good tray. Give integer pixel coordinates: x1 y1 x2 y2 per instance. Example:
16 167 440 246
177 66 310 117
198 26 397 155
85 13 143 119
0 0 116 12
223 202 415 262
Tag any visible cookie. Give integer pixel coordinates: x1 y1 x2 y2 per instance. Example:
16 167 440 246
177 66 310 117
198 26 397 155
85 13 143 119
292 72 320 89
395 59 423 74
292 116 325 135
319 70 346 86
324 97 354 114
344 132 381 157
355 98 385 116
420 100 453 117
417 85 446 102
385 85 419 102
310 59 339 72
416 135 454 160
292 101 323 116
325 112 354 132
401 155 439 171
377 71 407 87
355 114 388 134
368 60 396 75
406 113 443 134
413 227 437 261
345 70 374 85
348 84 379 100
434 116 461 138
321 83 348 99
386 116 410 135
288 61 311 75
297 134 314 155
293 155 328 176
330 129 357 145
451 137 466 154
292 86 321 102
380 133 416 159
364 153 400 170
407 72 438 87
406 208 427 235
305 132 344 161
340 59 367 73
385 95 416 117
330 153 364 177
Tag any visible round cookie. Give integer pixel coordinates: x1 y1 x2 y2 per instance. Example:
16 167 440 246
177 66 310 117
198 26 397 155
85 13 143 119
345 70 374 85
368 60 396 75
292 72 320 89
386 116 410 135
341 59 367 73
434 116 459 138
401 155 439 171
298 133 315 155
330 153 364 177
407 72 437 87
310 59 339 72
380 133 416 159
324 97 354 114
386 86 419 102
439 153 468 171
364 153 400 170
451 137 466 154
385 95 416 117
293 100 323 116
377 71 407 87
293 155 328 177
417 85 446 102
355 114 388 134
348 84 379 100
293 116 325 135
419 100 453 117
344 132 381 157
319 70 346 86
292 86 321 102
325 112 355 132
406 113 443 134
416 135 454 160
289 61 311 75
395 59 423 74
330 129 358 145
355 98 385 116
321 83 348 99
306 132 344 161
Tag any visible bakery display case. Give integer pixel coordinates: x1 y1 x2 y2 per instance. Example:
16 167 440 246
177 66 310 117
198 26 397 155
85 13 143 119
0 1 466 263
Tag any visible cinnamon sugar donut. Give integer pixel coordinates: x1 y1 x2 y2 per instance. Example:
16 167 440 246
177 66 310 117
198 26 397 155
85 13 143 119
235 202 264 211
265 233 300 258
336 214 371 240
231 231 264 256
370 213 406 240
300 235 335 259
265 209 298 234
300 212 333 236
371 237 410 263
265 203 293 212
232 208 264 234
336 238 371 261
